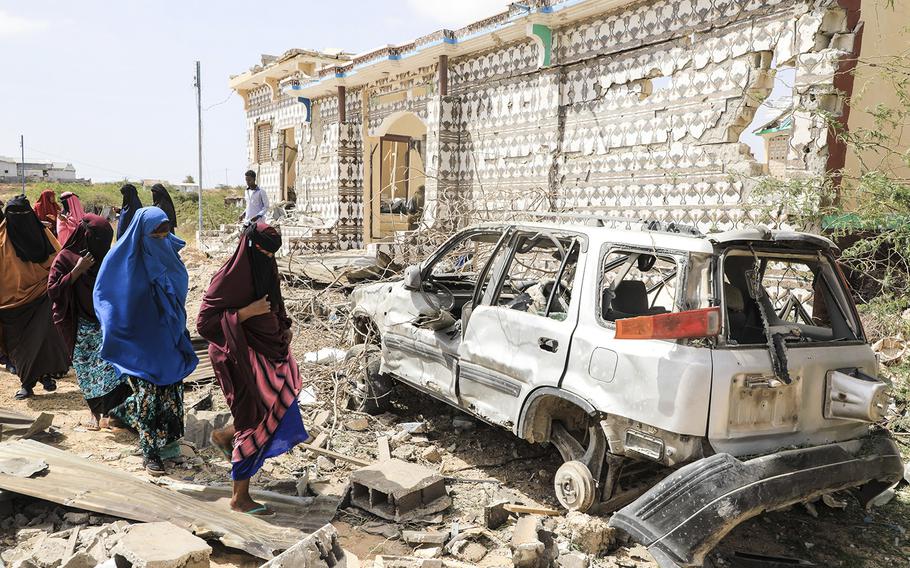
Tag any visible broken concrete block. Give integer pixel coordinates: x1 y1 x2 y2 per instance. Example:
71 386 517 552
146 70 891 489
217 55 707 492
312 410 331 429
114 522 211 568
511 517 544 568
350 459 451 522
346 418 370 432
258 524 345 568
392 445 416 461
556 552 589 568
413 547 441 559
563 511 615 555
484 500 511 530
30 537 69 568
449 540 486 564
182 411 232 450
421 447 441 464
401 531 449 546
60 552 97 568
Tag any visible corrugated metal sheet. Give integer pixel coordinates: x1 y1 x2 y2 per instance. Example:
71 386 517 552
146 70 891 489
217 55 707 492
0 440 336 560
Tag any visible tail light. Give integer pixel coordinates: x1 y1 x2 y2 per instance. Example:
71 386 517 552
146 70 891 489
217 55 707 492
616 307 721 340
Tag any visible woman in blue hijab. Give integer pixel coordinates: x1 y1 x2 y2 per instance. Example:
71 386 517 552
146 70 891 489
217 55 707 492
94 207 198 475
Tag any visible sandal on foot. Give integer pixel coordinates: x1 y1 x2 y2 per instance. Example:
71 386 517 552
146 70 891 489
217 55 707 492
240 504 273 516
15 387 33 400
39 378 57 392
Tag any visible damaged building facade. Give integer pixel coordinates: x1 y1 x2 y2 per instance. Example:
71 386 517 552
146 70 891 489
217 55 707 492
227 0 865 256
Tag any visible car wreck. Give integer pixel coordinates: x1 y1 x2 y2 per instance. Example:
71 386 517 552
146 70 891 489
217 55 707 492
348 218 903 567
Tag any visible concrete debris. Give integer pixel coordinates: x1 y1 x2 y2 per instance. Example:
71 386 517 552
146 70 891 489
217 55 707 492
373 557 476 568
401 531 449 546
377 436 392 462
258 524 347 568
345 418 370 432
182 410 232 450
871 336 907 364
350 459 451 522
869 488 896 508
448 540 487 563
413 547 442 559
0 458 48 478
562 511 616 555
298 386 321 405
114 522 212 568
821 493 847 510
511 516 545 568
420 447 441 464
484 500 511 530
557 552 589 568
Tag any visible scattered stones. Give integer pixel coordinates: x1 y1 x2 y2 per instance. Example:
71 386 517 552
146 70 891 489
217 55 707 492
259 524 345 568
30 537 69 568
114 522 211 568
182 411 232 450
557 552 589 568
484 500 511 530
316 456 336 471
450 540 487 563
402 530 449 546
511 516 545 568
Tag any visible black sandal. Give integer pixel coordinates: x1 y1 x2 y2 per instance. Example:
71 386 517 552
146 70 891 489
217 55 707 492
14 387 33 400
39 378 57 392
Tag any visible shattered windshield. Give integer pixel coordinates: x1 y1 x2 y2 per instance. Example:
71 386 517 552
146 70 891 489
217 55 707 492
722 251 861 345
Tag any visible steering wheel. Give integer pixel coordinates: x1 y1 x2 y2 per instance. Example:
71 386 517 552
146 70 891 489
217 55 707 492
422 279 456 312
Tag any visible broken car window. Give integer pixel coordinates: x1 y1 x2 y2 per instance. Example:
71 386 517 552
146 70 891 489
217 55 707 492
722 252 860 345
491 233 579 321
600 250 680 322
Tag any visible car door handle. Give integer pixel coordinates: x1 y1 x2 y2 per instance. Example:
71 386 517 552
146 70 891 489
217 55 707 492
538 337 559 352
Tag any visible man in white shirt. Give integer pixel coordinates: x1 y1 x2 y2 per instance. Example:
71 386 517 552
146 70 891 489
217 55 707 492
241 170 269 223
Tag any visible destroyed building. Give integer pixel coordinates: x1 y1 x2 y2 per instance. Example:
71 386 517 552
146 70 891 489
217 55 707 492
224 0 886 258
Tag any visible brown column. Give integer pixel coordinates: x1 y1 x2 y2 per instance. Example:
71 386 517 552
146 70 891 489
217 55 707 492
438 54 449 96
826 0 863 199
338 85 347 123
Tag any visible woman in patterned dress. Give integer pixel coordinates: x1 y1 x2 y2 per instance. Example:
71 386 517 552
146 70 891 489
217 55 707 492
47 214 129 429
94 207 198 475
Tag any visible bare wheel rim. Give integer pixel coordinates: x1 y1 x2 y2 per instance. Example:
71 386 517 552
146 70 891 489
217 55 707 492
554 460 596 512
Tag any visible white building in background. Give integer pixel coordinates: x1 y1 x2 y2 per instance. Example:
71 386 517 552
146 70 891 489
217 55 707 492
0 156 77 183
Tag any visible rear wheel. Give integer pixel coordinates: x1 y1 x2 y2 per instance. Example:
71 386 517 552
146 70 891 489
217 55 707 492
344 344 394 415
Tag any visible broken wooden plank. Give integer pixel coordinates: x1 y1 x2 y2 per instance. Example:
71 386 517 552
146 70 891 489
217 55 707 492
310 432 329 450
0 439 303 560
299 443 371 467
502 503 561 516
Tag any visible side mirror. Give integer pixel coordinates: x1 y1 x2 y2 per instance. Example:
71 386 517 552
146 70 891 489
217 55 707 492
403 265 422 291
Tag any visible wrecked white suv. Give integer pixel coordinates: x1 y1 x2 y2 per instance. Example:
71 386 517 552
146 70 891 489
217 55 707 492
348 220 903 568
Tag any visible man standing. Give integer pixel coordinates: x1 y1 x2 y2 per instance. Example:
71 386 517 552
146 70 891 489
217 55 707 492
241 170 269 224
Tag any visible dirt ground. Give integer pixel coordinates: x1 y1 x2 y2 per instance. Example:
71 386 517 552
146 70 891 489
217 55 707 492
1 244 909 567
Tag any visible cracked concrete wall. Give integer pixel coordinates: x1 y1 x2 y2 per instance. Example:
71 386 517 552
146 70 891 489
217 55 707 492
436 0 856 232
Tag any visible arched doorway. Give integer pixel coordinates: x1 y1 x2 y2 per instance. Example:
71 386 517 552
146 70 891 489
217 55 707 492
366 112 427 242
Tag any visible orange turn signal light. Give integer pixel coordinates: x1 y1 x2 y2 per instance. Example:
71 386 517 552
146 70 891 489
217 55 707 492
615 307 721 340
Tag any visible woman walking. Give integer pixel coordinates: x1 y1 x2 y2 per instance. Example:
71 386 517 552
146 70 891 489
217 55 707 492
94 207 198 475
0 196 69 399
56 192 87 246
150 184 178 233
116 184 143 239
197 222 306 515
33 189 61 236
48 215 129 429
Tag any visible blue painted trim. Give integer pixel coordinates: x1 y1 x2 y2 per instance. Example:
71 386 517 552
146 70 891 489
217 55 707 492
296 97 312 122
388 54 401 61
443 37 458 44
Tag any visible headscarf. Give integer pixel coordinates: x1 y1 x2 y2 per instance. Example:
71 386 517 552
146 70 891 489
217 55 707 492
94 207 198 385
116 184 143 239
150 184 178 232
56 192 87 247
197 222 292 430
47 215 114 358
33 190 60 227
4 196 57 263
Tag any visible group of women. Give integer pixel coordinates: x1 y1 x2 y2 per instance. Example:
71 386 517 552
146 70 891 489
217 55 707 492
0 185 303 515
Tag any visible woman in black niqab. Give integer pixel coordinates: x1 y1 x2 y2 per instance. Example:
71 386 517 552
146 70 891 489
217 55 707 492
117 184 143 239
150 184 178 233
4 195 57 263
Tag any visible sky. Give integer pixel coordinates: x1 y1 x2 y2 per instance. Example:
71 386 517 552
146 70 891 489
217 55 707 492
0 0 500 186
0 0 787 186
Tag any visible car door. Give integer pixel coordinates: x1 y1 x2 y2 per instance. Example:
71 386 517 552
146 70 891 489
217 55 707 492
457 230 584 429
380 228 506 403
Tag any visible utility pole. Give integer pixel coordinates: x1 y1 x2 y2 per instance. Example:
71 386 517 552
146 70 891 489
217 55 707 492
19 135 25 195
194 61 203 236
